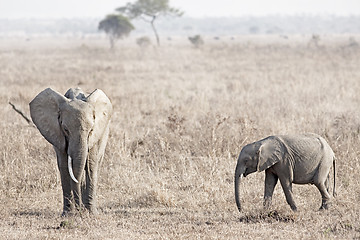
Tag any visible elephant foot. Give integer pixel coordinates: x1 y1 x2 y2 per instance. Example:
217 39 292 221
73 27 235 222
61 206 73 217
263 197 272 210
61 210 75 217
61 206 91 217
320 202 330 210
61 211 69 217
84 203 98 215
319 205 328 210
319 198 331 210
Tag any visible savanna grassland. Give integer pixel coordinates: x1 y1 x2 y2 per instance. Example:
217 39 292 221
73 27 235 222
1 35 360 239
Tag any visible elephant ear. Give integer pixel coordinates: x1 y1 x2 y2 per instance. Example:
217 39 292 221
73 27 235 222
86 89 113 148
257 138 282 172
29 88 68 150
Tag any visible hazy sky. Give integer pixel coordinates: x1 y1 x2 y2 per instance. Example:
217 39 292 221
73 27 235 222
0 0 359 19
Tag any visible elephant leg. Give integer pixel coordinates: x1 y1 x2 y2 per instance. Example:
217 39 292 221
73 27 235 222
82 150 101 214
71 181 83 211
315 182 332 210
83 127 109 214
71 169 85 212
55 149 73 215
264 170 278 210
315 164 332 210
81 168 89 209
82 163 97 212
279 178 297 211
59 168 73 214
81 169 87 208
83 162 99 213
324 173 330 194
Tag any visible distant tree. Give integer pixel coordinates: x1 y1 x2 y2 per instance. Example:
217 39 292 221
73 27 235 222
188 35 204 48
348 37 359 48
308 34 320 48
98 14 134 49
117 0 183 46
249 26 259 34
136 36 152 48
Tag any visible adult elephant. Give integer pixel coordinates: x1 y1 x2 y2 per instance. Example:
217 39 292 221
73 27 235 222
30 87 113 215
234 133 336 212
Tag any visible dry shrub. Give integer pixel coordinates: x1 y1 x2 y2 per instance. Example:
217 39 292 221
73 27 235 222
239 210 296 223
136 36 151 48
188 35 204 48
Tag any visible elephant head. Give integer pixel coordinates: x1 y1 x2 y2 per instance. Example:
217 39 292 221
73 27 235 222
30 88 112 213
234 137 282 212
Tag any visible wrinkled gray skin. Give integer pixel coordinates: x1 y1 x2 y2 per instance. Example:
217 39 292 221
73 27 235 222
30 87 113 216
235 134 336 212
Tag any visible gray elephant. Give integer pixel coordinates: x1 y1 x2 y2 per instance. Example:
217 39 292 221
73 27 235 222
30 87 113 215
234 133 336 212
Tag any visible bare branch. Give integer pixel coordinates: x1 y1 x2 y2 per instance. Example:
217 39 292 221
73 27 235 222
8 101 35 127
139 15 152 23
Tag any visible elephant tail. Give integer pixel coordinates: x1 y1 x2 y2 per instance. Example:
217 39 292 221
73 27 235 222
234 164 243 212
333 156 336 197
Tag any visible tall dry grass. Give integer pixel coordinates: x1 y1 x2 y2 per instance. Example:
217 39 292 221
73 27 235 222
0 36 360 239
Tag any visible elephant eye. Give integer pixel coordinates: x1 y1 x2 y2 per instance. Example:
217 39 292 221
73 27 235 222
63 126 69 135
245 157 252 163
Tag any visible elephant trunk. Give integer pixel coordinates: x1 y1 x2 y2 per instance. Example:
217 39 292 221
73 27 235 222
68 139 88 209
234 163 245 212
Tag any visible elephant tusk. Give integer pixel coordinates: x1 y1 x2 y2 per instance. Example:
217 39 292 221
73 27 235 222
68 156 79 183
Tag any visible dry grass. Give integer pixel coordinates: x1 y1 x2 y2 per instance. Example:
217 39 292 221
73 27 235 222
1 35 360 239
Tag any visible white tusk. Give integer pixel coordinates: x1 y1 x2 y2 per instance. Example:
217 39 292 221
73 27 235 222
68 156 79 183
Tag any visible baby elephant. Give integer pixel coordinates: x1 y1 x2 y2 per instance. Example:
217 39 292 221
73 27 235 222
234 133 336 212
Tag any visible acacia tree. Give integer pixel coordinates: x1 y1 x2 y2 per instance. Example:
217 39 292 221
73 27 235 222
117 0 183 46
98 14 135 49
